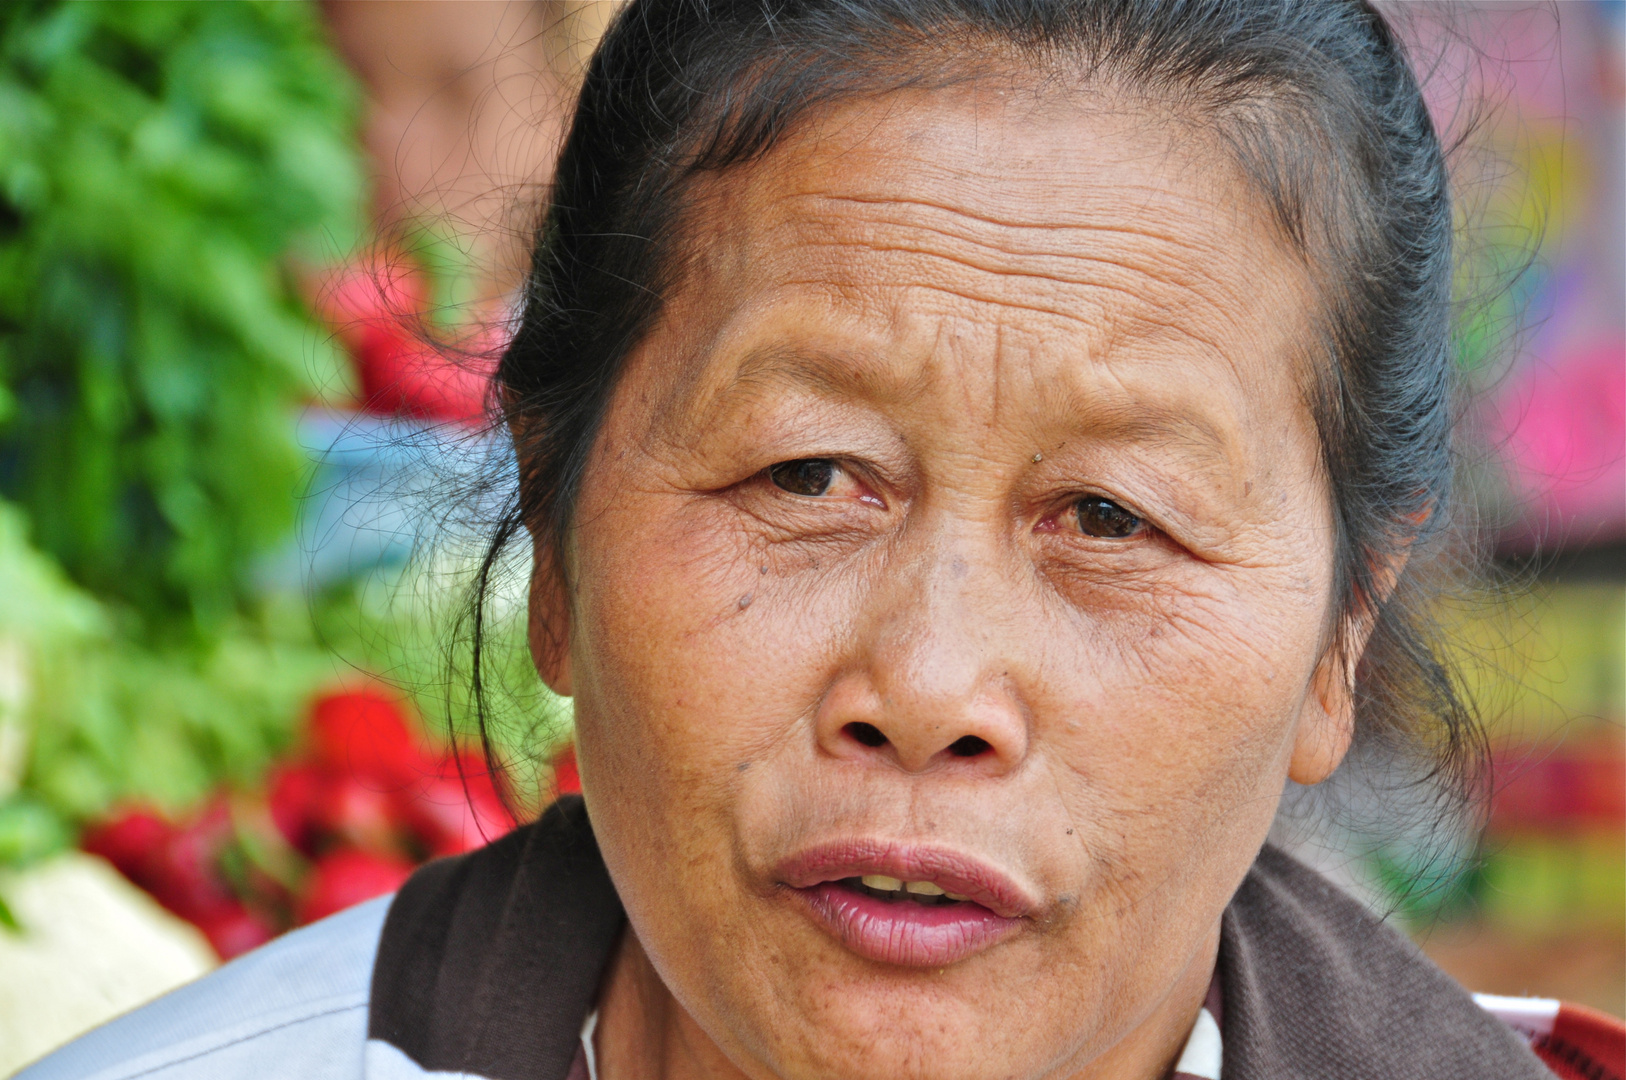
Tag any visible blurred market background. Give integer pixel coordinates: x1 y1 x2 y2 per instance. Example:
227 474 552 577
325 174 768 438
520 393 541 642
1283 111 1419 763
0 1 1620 1072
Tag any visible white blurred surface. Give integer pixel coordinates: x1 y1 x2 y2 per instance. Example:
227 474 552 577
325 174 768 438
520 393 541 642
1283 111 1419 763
0 853 215 1077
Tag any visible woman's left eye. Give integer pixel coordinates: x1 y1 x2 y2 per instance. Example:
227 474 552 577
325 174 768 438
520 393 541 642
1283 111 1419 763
769 459 837 496
1073 496 1145 539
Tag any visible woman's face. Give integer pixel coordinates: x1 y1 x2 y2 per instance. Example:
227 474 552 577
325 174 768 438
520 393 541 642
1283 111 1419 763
538 84 1355 1080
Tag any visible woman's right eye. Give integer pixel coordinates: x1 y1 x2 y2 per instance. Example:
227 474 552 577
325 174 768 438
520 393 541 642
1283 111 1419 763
768 459 837 497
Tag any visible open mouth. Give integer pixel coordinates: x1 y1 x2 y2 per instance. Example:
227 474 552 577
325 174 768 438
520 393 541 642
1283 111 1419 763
777 845 1034 968
842 874 972 905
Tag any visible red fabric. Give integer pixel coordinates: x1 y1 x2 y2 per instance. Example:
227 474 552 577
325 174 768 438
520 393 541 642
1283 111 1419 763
563 1045 591 1080
316 260 495 427
552 744 582 797
1534 1003 1626 1080
1490 737 1626 832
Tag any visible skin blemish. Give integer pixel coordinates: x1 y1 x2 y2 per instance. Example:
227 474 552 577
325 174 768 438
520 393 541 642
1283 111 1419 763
738 594 753 609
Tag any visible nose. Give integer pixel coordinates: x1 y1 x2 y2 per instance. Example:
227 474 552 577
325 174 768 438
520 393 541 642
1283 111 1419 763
814 550 1030 775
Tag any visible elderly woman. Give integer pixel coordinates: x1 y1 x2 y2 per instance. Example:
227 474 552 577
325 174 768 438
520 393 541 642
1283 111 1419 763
24 1 1613 1078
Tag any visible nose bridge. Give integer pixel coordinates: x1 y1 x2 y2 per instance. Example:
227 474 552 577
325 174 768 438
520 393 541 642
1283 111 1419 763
874 534 1000 703
839 509 1030 772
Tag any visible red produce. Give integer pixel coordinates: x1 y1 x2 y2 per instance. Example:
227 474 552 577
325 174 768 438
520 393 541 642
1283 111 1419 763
299 849 415 924
309 687 431 790
81 808 174 877
84 798 275 959
82 683 526 954
138 801 244 922
193 908 277 959
401 754 512 858
316 772 406 856
267 763 326 856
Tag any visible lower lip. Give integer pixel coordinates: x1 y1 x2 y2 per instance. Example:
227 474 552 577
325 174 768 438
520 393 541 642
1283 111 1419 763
795 882 1022 967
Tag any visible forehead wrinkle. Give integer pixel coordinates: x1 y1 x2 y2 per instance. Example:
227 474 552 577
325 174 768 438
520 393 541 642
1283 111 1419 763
757 211 1275 358
643 87 1311 480
727 254 1260 469
812 189 1220 254
647 339 931 448
774 255 1257 399
786 207 1236 310
753 189 1308 421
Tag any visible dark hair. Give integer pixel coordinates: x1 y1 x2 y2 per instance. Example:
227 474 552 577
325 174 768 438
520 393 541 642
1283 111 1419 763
477 0 1485 837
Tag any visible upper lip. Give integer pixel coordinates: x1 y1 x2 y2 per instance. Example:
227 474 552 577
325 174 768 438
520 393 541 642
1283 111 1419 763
775 839 1039 920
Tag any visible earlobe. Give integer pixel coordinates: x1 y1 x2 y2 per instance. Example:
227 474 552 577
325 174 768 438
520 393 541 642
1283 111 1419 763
1289 649 1355 785
1292 551 1407 785
528 548 574 697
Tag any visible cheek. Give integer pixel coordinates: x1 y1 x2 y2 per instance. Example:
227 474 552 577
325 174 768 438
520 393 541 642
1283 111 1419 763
567 485 856 823
1030 546 1338 882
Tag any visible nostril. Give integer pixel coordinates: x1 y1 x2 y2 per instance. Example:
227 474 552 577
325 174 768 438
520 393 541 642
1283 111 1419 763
947 735 991 758
845 722 888 748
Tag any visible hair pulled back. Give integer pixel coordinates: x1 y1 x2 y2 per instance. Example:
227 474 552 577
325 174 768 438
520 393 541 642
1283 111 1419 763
482 0 1483 824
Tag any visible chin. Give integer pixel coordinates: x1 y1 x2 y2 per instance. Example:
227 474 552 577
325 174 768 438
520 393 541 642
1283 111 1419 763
699 915 1087 1080
762 1001 1070 1080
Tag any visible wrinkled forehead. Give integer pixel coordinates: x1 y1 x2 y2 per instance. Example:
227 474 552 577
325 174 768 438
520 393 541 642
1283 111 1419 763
630 83 1320 450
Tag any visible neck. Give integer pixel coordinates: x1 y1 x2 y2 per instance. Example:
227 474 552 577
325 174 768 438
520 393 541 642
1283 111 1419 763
594 928 753 1080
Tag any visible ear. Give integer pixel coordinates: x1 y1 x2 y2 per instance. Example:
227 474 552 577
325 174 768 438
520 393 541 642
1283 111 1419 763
528 543 574 697
1290 552 1407 786
1289 644 1357 785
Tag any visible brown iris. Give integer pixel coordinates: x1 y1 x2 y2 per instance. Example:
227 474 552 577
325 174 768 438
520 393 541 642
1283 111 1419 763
1075 497 1142 538
770 459 836 496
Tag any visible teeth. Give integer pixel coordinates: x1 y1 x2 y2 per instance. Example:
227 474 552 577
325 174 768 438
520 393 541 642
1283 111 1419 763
855 875 966 901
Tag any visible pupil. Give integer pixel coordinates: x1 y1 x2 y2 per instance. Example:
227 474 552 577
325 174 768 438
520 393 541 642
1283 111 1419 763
770 459 835 497
1076 497 1140 538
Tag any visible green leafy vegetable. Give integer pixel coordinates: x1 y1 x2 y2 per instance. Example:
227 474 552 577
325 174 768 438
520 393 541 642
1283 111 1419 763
0 0 361 637
0 0 367 874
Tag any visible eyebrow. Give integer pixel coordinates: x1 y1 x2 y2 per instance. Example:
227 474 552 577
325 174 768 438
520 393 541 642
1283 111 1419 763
728 345 927 403
723 345 1239 468
1071 397 1236 463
